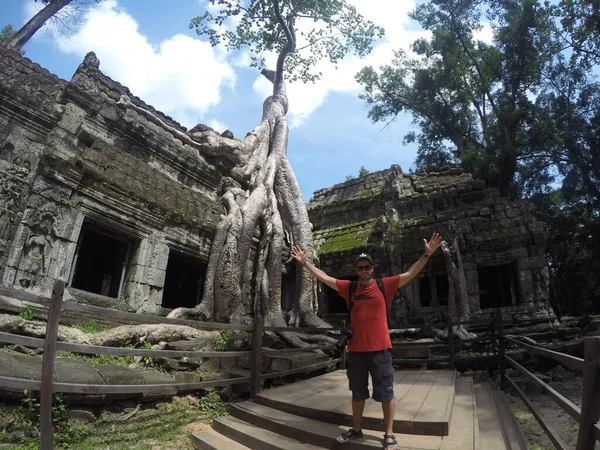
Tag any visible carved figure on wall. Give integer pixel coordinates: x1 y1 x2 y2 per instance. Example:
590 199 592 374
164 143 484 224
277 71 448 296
0 177 22 211
20 211 57 277
0 207 16 238
7 157 31 179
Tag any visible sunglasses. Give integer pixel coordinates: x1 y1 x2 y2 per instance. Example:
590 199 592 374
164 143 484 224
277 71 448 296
356 265 372 271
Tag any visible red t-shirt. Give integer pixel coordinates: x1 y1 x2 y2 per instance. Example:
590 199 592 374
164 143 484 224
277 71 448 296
335 276 400 352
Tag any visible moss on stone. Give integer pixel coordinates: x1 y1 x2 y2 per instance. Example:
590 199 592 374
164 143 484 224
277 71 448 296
316 219 376 254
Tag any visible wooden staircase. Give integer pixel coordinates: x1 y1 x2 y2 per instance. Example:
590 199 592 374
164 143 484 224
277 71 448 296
191 371 527 450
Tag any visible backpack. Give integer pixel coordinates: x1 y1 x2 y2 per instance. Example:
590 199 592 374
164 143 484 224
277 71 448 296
347 278 390 328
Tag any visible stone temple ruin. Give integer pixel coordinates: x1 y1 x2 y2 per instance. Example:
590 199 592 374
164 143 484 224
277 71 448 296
308 166 552 325
0 46 552 322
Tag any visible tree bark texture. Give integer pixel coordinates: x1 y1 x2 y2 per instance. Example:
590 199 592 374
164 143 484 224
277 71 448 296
166 5 329 345
8 0 73 50
441 239 475 341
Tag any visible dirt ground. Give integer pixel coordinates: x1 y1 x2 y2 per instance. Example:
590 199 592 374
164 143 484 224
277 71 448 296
506 377 600 450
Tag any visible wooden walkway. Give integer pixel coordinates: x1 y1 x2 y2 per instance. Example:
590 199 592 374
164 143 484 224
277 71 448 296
192 369 528 450
254 369 455 436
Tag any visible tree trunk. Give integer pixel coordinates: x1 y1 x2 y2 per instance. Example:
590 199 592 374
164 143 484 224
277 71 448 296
441 239 474 340
167 8 329 345
7 0 73 51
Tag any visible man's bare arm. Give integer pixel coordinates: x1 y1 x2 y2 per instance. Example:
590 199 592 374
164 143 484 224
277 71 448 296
290 246 339 291
396 232 443 290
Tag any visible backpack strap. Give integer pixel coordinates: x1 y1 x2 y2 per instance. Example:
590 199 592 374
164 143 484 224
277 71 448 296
375 278 385 298
375 277 391 329
347 280 358 326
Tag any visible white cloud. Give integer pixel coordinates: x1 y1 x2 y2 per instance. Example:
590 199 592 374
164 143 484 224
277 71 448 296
25 0 236 129
207 119 228 133
474 22 494 44
251 0 429 128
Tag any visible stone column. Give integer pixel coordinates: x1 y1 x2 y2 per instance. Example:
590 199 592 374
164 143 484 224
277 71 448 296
124 232 169 314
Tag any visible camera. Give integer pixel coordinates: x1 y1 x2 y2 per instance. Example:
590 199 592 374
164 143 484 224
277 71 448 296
334 327 353 350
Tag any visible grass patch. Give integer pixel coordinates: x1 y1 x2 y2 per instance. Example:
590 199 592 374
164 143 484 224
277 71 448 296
56 339 154 367
213 330 232 351
19 305 35 321
71 320 102 333
1 392 226 449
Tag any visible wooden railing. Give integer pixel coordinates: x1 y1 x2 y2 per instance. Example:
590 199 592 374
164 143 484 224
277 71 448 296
0 281 342 449
3 281 599 450
389 314 498 369
492 309 600 450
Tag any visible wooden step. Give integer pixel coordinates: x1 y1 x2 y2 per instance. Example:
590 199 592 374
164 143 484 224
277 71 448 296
229 400 444 449
491 390 528 450
191 428 251 450
440 376 476 450
254 369 456 436
212 414 324 450
474 383 508 450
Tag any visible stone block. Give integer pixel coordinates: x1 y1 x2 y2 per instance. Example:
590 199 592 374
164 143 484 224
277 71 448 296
55 357 105 384
166 337 217 352
125 282 150 310
148 267 166 287
392 346 431 359
0 350 42 380
57 103 87 134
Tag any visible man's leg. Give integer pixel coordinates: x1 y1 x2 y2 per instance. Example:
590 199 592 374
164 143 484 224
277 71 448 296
352 399 366 431
370 350 397 449
382 400 395 435
336 351 367 443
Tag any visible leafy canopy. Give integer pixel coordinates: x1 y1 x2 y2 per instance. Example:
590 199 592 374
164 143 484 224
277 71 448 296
356 0 555 196
191 0 384 82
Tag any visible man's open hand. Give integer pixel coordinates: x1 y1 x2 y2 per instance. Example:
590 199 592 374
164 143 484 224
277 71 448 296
424 232 442 256
290 245 307 265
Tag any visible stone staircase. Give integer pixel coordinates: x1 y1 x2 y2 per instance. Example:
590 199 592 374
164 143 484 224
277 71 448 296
191 373 528 450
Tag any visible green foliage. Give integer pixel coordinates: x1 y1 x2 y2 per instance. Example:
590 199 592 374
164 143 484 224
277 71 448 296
345 165 370 181
5 395 207 450
532 189 600 316
554 0 600 68
197 389 228 423
6 390 89 449
356 0 556 196
57 338 154 367
19 305 35 321
190 0 384 83
0 24 20 53
213 330 232 351
71 319 101 333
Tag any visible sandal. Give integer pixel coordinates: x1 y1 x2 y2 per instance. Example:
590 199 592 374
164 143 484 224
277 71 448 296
336 428 363 443
383 434 397 449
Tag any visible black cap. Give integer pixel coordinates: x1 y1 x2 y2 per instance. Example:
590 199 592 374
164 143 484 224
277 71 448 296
354 253 374 266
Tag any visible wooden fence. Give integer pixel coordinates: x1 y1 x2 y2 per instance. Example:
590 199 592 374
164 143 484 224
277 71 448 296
0 281 341 449
2 281 599 450
388 314 499 369
492 310 600 450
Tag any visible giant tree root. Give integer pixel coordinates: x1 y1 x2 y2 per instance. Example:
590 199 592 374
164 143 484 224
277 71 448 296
433 324 477 341
0 314 218 347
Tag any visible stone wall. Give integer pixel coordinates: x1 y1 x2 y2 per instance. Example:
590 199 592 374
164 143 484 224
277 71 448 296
0 47 228 313
0 46 552 321
308 165 552 323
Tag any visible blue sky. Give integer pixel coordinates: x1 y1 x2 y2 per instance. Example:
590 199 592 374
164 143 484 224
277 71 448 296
0 0 441 200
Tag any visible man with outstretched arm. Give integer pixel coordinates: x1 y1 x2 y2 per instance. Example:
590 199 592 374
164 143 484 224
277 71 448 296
290 233 442 450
